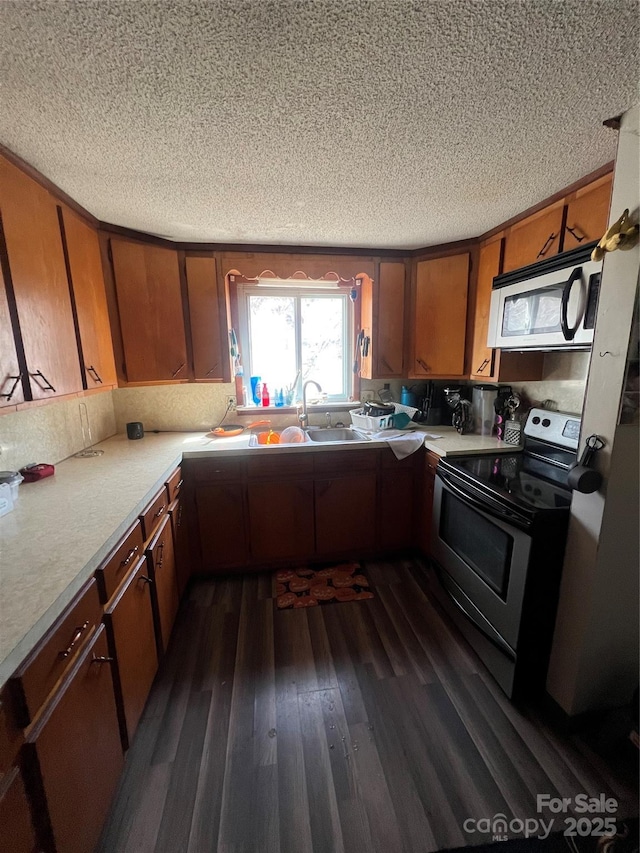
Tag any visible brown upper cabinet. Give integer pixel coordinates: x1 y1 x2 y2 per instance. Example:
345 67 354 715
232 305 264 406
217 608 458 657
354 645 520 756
0 156 83 400
410 253 469 378
185 254 231 381
502 200 565 273
562 173 612 251
0 250 24 408
470 236 503 379
109 238 188 383
361 260 407 379
59 205 117 389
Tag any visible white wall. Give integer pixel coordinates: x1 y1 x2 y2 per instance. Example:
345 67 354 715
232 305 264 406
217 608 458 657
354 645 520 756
546 104 640 715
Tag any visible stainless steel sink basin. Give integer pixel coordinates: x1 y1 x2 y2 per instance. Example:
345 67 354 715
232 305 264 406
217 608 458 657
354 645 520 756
306 427 369 443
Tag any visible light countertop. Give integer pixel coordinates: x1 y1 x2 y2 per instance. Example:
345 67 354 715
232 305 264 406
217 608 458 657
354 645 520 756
0 426 519 689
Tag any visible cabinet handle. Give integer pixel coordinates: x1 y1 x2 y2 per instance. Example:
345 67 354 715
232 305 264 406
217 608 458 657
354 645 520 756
86 365 103 384
476 358 489 373
536 232 557 259
381 356 394 373
30 370 56 392
565 225 585 243
205 364 219 377
140 575 153 584
156 541 165 569
0 374 22 400
174 478 184 494
120 545 139 567
58 621 89 659
154 505 166 518
91 655 114 665
417 358 430 372
171 362 186 378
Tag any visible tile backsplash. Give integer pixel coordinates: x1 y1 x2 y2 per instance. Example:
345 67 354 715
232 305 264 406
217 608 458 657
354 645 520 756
0 390 116 471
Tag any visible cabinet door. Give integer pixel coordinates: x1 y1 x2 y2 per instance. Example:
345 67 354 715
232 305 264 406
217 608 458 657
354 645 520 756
185 255 231 381
169 496 191 595
502 202 564 273
375 261 406 377
563 174 612 251
412 253 469 377
195 482 248 572
26 626 123 853
104 557 158 747
0 157 82 399
315 472 377 556
378 452 417 551
470 237 503 380
247 478 314 562
110 238 187 382
59 206 117 388
147 514 179 655
0 765 38 853
419 452 439 555
0 240 25 407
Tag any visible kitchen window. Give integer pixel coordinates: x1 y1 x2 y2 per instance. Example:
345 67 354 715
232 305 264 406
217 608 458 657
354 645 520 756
236 282 354 403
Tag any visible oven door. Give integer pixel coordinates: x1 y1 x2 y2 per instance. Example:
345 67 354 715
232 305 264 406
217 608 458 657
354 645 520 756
431 470 532 651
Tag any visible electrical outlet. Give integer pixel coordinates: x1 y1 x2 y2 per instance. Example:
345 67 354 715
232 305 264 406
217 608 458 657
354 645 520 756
226 395 237 411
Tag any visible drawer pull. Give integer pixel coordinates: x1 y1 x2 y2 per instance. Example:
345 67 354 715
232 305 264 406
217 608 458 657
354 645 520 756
156 541 165 569
154 505 166 519
59 621 89 659
174 478 184 493
139 575 153 584
91 655 114 665
120 545 139 567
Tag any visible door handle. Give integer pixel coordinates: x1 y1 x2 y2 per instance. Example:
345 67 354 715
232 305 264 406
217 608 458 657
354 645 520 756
536 232 557 259
30 370 56 392
560 266 584 341
0 374 23 400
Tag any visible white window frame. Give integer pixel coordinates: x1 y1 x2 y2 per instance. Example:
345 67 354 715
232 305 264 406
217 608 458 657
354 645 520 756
236 283 354 403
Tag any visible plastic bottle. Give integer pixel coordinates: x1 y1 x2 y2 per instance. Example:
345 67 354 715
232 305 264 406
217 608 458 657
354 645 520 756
261 383 270 406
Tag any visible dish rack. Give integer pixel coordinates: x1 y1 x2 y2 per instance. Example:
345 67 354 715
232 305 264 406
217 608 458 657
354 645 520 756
349 408 394 431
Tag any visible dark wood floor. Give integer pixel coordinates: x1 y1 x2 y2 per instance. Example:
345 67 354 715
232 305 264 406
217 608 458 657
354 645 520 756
98 559 638 853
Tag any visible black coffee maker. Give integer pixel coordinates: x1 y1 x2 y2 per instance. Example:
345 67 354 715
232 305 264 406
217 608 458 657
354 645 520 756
417 382 445 425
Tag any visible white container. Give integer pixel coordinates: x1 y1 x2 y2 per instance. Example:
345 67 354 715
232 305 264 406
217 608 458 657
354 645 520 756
0 483 14 517
350 408 394 431
0 471 23 502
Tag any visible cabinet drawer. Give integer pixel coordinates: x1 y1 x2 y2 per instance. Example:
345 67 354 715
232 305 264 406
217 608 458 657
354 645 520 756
0 687 23 777
314 449 378 474
140 487 169 541
0 765 38 853
425 450 440 474
11 578 102 726
246 453 313 479
94 520 145 603
165 466 183 502
191 457 243 483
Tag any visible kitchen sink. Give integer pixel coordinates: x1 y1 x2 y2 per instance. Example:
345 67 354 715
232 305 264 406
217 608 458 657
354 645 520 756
306 427 369 443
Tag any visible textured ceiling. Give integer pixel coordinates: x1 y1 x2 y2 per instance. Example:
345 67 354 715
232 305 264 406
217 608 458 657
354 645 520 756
1 1 638 249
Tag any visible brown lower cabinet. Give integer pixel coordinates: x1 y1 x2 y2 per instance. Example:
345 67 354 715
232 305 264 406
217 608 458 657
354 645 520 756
169 496 191 595
188 448 418 572
147 514 180 656
104 556 158 749
0 765 39 853
24 626 123 853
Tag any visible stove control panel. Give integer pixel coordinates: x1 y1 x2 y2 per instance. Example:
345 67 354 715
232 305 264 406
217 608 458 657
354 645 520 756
523 408 581 450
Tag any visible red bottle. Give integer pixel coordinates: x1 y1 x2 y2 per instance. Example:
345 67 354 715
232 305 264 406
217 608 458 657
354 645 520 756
261 383 270 406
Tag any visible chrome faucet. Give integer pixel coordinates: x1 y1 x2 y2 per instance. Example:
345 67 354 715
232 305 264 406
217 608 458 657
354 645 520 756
299 380 322 430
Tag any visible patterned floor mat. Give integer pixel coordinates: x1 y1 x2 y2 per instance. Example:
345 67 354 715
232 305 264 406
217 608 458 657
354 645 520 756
273 562 374 609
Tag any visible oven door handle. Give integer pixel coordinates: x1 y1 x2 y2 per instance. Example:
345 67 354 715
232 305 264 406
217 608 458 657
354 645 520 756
435 566 516 660
437 470 530 529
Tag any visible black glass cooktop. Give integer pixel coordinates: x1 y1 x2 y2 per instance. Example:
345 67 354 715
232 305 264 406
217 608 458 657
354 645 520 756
439 452 573 514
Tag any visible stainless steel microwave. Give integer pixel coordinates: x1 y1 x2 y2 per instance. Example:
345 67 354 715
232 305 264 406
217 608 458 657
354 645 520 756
487 243 603 351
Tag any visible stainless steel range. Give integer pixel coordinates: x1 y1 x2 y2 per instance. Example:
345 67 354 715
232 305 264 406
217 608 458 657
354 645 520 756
430 408 581 698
